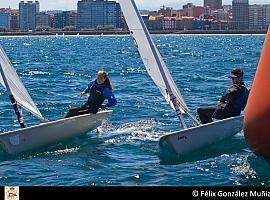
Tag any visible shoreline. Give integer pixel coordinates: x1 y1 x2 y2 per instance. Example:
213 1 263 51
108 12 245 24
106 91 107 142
0 30 267 36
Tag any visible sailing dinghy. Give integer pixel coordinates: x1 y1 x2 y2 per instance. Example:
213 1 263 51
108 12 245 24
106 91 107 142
0 45 112 154
119 0 243 155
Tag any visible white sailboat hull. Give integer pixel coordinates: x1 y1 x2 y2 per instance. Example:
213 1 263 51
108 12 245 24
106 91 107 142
159 115 243 155
0 110 112 154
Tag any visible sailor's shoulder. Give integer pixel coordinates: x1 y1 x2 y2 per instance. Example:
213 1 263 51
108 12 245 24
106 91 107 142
88 81 95 86
227 84 241 93
103 86 112 93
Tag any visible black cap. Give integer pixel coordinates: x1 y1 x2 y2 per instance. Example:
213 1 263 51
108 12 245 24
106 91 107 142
229 68 243 78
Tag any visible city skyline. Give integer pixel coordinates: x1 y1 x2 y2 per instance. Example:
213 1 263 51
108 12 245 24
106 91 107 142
1 0 270 11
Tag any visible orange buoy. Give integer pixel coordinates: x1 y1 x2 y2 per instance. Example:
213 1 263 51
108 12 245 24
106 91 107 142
244 27 270 157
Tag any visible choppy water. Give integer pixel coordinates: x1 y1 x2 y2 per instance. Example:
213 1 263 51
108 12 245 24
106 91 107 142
0 34 269 186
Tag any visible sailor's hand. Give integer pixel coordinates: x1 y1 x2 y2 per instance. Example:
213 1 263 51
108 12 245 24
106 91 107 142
217 101 222 108
79 92 84 97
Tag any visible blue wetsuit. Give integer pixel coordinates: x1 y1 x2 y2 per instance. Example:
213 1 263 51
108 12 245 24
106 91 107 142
65 80 116 118
83 81 117 108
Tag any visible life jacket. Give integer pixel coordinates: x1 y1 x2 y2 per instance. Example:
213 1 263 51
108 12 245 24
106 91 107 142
233 86 249 111
88 81 106 110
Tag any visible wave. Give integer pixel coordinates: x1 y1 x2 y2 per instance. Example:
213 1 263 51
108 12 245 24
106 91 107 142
97 119 163 144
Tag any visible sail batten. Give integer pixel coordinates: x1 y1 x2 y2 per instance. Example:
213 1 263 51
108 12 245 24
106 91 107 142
119 0 191 115
0 45 46 122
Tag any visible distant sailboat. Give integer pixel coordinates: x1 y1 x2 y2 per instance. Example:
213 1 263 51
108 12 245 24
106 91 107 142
0 45 112 154
119 0 243 155
244 27 270 158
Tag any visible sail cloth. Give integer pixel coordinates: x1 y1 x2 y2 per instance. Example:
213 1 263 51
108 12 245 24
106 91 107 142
0 45 46 121
119 0 189 114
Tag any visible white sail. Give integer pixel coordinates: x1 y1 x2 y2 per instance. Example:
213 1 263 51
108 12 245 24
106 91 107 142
119 0 197 116
0 46 46 121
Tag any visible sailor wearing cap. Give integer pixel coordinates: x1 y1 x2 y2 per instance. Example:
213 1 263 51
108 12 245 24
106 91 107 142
197 67 249 124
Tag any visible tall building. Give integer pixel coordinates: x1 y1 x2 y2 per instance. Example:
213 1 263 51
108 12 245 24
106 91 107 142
249 5 266 30
232 0 249 30
0 9 9 31
10 13 19 31
36 12 51 27
54 11 77 29
0 14 9 31
77 0 121 29
204 0 222 10
19 1 39 31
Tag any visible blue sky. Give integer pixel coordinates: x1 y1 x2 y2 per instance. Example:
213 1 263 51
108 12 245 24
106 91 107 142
1 0 270 11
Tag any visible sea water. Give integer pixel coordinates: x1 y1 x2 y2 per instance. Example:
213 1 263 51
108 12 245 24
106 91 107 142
0 35 269 186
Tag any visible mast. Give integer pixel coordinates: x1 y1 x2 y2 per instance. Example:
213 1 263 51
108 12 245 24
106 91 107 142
129 0 187 129
0 63 25 128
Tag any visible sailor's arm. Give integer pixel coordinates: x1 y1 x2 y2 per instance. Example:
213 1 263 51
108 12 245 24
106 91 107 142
102 87 117 108
218 85 240 106
80 81 94 97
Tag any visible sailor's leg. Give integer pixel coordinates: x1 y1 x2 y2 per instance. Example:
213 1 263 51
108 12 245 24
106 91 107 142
64 107 81 118
64 103 90 118
215 109 241 120
88 107 99 114
197 107 216 124
77 108 91 115
83 101 99 114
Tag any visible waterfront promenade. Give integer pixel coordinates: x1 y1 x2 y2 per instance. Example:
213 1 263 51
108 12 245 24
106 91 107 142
0 29 267 36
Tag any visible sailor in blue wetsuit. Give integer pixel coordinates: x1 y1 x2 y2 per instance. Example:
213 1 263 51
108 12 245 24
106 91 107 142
197 68 249 124
65 70 116 118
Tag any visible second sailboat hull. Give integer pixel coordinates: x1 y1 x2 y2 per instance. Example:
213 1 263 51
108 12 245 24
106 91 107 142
159 115 243 155
0 110 112 154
